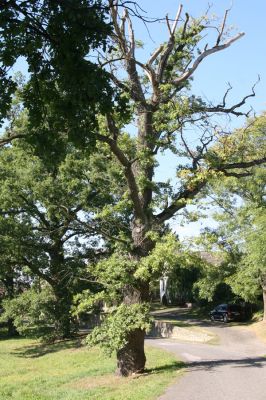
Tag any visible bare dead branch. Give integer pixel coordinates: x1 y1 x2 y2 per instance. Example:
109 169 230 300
147 45 164 66
216 8 229 46
171 4 183 35
205 77 259 116
157 4 183 83
166 14 172 36
181 12 190 39
125 8 135 57
172 32 245 86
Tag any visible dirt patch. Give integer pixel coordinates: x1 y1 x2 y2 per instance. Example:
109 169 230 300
68 372 147 390
69 374 124 390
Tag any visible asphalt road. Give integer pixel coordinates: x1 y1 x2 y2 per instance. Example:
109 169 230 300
147 319 266 400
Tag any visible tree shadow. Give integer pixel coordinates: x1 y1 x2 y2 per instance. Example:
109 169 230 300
12 337 84 358
145 360 186 375
187 356 266 372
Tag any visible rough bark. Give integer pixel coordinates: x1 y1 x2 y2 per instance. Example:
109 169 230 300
116 328 146 376
53 286 74 338
116 218 153 376
3 274 18 337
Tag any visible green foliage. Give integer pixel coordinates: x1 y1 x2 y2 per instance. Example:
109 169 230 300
196 114 266 304
226 206 266 302
0 286 59 341
87 303 152 355
0 0 126 161
135 233 198 283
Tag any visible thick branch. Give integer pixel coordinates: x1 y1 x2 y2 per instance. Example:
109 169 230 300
110 2 146 105
155 180 207 223
218 157 266 171
0 133 25 147
97 131 145 221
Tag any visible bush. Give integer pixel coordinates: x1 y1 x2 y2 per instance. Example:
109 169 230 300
0 286 61 341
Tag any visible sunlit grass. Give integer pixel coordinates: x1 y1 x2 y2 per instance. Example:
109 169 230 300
249 320 266 344
0 336 184 400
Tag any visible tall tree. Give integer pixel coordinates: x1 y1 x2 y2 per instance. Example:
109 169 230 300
82 3 265 375
1 1 266 375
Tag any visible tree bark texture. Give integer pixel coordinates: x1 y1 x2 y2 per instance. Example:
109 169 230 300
117 220 153 376
116 328 146 376
53 286 74 338
4 274 19 337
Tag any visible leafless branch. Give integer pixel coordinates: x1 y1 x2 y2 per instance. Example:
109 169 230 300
147 45 164 66
171 4 183 35
216 8 229 46
205 78 259 117
157 4 183 83
172 32 245 86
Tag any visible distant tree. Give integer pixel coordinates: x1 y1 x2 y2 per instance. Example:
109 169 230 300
0 134 128 338
195 114 266 318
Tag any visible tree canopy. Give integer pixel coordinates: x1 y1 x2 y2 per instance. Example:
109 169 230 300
0 1 265 376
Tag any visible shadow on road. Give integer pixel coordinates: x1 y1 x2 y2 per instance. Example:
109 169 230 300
187 356 266 372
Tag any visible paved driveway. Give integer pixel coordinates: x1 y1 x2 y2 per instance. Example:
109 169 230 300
147 317 266 400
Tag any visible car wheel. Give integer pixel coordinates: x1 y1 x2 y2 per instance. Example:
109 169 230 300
223 314 228 323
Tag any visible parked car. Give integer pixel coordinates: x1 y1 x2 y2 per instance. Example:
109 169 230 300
210 303 244 323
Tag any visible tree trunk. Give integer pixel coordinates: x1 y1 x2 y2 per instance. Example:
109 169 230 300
7 318 18 337
4 274 19 337
116 328 146 376
115 220 153 376
53 287 74 338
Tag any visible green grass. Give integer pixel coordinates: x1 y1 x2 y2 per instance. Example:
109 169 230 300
0 336 184 400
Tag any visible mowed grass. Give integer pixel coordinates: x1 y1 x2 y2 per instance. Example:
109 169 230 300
0 336 184 400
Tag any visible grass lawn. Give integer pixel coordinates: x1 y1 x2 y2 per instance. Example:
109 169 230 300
0 335 184 400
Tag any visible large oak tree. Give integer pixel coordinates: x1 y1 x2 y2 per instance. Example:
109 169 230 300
1 1 265 376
